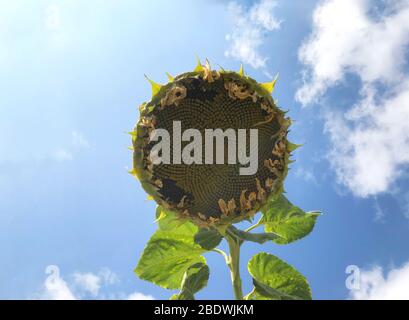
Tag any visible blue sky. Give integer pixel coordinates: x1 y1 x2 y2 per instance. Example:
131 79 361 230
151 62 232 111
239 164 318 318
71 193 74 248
2 0 409 300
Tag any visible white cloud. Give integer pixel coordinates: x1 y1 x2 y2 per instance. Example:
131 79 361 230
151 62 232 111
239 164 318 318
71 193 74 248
52 148 73 162
52 131 89 162
296 0 409 105
41 265 76 300
324 80 409 197
349 262 409 300
297 0 409 198
225 0 282 69
36 265 153 300
72 131 90 148
98 267 119 285
373 197 385 222
73 268 119 297
73 272 101 297
294 167 318 185
127 292 154 300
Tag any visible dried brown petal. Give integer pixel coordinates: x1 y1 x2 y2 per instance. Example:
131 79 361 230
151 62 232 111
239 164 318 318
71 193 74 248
218 199 229 216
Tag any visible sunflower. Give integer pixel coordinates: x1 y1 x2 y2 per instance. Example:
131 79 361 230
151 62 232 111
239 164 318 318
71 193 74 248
130 60 294 228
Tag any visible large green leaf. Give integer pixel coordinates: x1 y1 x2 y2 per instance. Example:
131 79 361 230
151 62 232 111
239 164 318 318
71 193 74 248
170 262 210 300
247 252 312 300
194 228 223 250
135 230 206 289
261 195 320 244
155 206 198 235
243 288 274 300
135 206 205 290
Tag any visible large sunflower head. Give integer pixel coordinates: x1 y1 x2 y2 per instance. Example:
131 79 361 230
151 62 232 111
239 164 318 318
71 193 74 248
131 60 294 228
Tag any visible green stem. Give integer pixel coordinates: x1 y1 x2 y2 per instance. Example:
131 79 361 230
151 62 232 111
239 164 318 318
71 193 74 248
245 217 263 232
225 233 243 300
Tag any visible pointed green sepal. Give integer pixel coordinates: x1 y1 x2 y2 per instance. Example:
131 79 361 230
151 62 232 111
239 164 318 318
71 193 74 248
166 72 174 82
127 131 137 143
261 73 279 94
194 56 204 72
138 102 147 112
128 168 138 177
287 142 302 152
283 118 292 127
217 64 226 72
144 74 162 98
238 64 244 76
153 207 167 223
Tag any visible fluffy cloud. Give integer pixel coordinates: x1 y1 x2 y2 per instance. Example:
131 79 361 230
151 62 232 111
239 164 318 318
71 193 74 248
42 265 76 300
225 0 281 69
296 0 409 105
73 272 101 297
36 265 153 300
297 0 409 197
349 262 409 300
127 292 154 300
324 80 409 197
73 268 119 297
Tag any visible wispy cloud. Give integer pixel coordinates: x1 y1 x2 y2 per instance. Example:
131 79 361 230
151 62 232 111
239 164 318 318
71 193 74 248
52 131 90 162
72 131 90 148
349 262 409 300
294 167 318 185
225 0 282 70
373 197 385 223
52 148 74 162
297 0 409 199
35 265 153 300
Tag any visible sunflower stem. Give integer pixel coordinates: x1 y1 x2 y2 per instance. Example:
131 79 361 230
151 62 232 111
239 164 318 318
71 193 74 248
245 218 262 232
225 233 243 300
